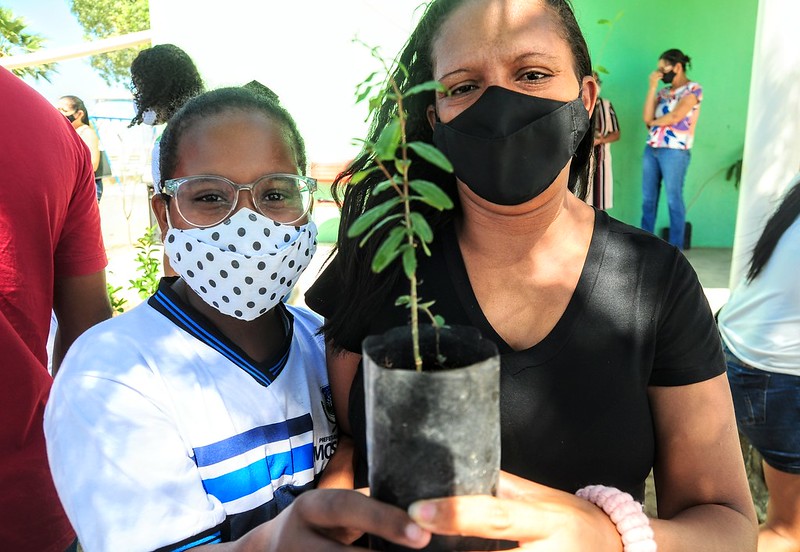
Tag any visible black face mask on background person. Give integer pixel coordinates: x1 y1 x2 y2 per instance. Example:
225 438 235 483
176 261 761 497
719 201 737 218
432 86 590 206
661 69 676 84
64 112 76 123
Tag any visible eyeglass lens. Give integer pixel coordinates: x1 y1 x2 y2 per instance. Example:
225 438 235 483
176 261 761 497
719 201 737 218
175 175 312 226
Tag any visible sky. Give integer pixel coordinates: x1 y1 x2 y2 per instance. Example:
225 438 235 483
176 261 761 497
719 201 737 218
3 0 131 106
4 0 428 162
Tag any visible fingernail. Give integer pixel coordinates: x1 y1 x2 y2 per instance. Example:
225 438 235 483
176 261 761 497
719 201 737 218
408 501 436 523
405 522 424 542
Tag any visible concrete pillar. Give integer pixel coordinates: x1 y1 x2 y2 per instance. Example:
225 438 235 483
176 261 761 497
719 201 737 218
730 0 800 288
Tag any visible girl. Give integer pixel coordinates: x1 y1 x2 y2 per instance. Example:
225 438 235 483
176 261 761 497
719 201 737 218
44 87 430 552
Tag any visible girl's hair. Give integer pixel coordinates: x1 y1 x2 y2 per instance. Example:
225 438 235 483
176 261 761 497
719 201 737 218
129 44 205 127
660 48 692 71
323 0 595 348
60 95 90 125
746 178 800 282
158 87 307 190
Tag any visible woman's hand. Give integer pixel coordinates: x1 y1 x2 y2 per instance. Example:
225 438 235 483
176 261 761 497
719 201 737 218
408 472 623 552
648 71 662 90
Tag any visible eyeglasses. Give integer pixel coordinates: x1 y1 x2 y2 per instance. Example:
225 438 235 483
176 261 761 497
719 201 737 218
162 173 317 227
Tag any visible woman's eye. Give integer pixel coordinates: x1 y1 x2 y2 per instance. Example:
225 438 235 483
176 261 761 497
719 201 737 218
448 83 478 96
261 190 286 202
520 70 547 82
195 193 225 203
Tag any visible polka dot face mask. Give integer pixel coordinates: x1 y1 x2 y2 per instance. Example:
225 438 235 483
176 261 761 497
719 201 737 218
164 208 317 320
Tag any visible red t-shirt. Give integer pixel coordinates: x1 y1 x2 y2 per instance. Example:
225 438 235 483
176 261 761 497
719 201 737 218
0 67 107 551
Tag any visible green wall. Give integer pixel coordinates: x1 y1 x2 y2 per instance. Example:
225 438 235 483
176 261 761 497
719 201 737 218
573 0 758 247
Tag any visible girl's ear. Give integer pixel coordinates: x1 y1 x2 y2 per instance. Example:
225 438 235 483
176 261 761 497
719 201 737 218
580 75 599 118
151 194 171 240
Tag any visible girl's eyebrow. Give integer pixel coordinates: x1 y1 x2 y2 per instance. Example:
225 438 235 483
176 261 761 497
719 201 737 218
438 50 562 80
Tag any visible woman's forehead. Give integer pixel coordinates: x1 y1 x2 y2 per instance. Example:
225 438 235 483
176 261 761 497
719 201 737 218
431 0 568 72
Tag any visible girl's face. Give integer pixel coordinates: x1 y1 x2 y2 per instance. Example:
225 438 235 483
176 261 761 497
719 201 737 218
57 98 81 127
156 110 299 232
429 0 596 124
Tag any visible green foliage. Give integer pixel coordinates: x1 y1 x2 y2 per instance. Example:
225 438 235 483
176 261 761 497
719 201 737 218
347 44 454 369
106 282 128 314
593 11 624 76
128 225 162 300
0 7 57 81
69 0 150 85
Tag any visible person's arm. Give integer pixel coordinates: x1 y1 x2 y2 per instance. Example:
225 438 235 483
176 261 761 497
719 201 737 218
643 71 661 126
78 126 101 172
595 130 620 146
647 93 699 128
645 374 757 550
195 489 430 552
52 269 112 372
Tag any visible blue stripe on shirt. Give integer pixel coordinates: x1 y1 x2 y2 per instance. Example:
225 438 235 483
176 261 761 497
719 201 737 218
202 442 315 503
193 414 313 467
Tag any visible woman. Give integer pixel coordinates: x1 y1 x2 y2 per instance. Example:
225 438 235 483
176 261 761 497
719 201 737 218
719 177 800 552
43 87 431 552
641 48 702 250
589 70 620 210
58 95 103 201
307 0 756 549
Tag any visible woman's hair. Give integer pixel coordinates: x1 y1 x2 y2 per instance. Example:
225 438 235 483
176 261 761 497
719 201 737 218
323 0 595 348
129 44 205 127
746 178 800 282
158 87 307 190
660 48 692 71
60 95 90 125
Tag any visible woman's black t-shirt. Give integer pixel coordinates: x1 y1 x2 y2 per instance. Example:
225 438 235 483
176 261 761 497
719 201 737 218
306 210 725 501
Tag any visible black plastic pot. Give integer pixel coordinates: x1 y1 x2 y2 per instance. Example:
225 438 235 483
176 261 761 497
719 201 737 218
363 324 506 551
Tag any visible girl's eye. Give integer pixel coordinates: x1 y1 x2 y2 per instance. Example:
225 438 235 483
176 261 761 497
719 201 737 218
195 193 226 203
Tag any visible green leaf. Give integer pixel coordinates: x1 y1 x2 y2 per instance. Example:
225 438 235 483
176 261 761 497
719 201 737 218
351 166 378 185
409 179 454 210
395 295 411 306
373 178 399 195
409 212 433 243
418 301 435 310
402 246 417 279
408 142 453 173
595 65 609 75
347 198 401 238
395 158 411 176
433 315 446 327
406 80 447 96
372 227 406 273
355 86 373 105
374 119 402 161
358 214 403 248
597 18 611 25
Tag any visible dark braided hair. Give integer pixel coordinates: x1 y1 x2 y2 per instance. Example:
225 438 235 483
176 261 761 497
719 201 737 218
746 178 800 282
129 44 204 127
158 87 307 191
322 0 595 349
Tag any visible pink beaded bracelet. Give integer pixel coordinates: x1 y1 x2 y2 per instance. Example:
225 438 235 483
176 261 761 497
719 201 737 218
576 485 657 552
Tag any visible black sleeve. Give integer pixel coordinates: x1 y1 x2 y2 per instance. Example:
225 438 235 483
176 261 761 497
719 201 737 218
649 251 726 386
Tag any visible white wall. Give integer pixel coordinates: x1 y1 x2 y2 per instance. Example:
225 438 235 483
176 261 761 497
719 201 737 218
149 0 427 164
730 0 800 287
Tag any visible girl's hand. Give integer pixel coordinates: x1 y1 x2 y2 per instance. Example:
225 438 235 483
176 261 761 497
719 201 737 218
234 489 431 552
408 472 623 552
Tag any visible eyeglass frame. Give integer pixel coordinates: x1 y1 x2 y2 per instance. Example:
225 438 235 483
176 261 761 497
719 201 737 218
161 172 318 228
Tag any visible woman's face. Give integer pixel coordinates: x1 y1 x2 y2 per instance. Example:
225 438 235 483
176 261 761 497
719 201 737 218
429 0 596 124
57 98 81 127
155 110 300 233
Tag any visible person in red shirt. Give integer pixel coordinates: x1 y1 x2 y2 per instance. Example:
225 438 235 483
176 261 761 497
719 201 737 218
0 66 112 552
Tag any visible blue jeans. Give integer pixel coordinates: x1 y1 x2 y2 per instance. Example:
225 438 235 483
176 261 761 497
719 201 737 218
725 344 800 474
641 146 691 249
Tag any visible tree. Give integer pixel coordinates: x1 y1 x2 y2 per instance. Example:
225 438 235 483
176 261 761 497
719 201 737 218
70 0 150 85
0 7 56 81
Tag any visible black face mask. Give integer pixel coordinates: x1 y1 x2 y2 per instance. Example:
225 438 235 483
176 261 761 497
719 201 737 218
432 86 589 206
64 112 76 123
661 69 676 84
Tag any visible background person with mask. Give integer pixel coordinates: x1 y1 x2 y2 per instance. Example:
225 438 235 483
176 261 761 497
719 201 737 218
58 95 103 201
588 70 620 210
640 48 702 250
